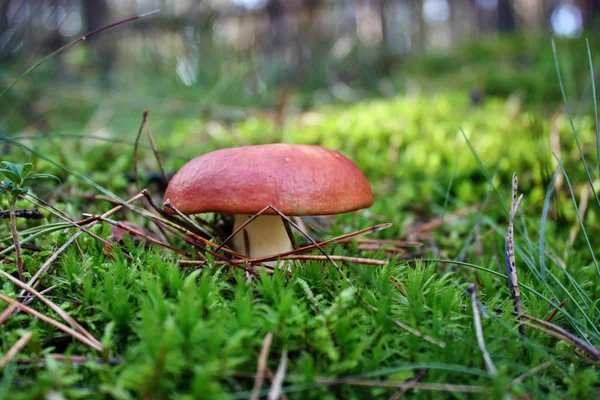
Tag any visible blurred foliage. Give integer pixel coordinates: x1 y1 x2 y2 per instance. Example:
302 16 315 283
402 35 600 108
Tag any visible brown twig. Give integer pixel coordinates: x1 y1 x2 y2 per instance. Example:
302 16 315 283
251 332 274 400
340 238 423 247
512 360 554 384
0 294 102 351
88 215 189 256
229 223 393 264
388 370 428 400
144 119 169 186
0 270 101 348
239 205 444 347
229 254 387 266
0 192 146 325
311 377 488 393
568 184 590 246
0 331 33 368
25 193 119 256
390 276 407 297
545 298 567 323
163 200 215 240
230 371 488 394
518 314 600 360
133 110 149 191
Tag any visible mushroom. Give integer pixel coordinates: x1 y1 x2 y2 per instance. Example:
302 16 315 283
163 144 373 261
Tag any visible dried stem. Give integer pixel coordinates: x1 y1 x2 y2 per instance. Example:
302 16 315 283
0 269 101 348
145 121 169 185
506 173 525 337
467 284 497 376
251 332 274 400
133 110 149 191
0 331 33 368
518 314 600 360
0 294 102 351
0 192 145 324
267 349 288 400
87 215 189 256
8 198 24 282
545 298 567 323
512 360 554 384
388 370 428 400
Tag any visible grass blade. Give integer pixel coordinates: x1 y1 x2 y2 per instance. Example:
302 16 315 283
551 40 600 209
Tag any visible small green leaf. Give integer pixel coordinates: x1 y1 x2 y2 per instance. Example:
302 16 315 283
24 173 61 184
0 169 22 185
0 161 22 177
20 163 33 178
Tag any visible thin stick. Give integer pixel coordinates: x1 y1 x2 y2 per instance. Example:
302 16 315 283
568 184 590 246
163 200 214 240
512 360 553 384
144 120 169 185
0 192 145 324
0 11 160 99
0 294 102 351
313 378 488 393
518 314 600 360
225 223 393 264
264 206 444 348
230 371 487 393
133 110 149 191
467 284 497 376
340 238 423 247
388 370 428 400
87 215 189 256
17 353 123 366
25 194 117 253
28 192 145 288
267 349 288 400
506 173 525 337
0 331 33 368
0 270 101 348
545 299 567 323
9 198 24 282
228 254 387 266
251 332 274 400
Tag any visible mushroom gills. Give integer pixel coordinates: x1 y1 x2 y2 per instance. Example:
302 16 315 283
232 214 294 263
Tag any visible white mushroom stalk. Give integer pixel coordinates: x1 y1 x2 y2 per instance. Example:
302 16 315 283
232 214 293 261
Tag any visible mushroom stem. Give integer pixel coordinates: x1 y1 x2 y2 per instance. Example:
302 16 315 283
232 214 294 263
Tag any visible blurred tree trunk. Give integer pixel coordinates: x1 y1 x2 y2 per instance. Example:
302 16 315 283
378 0 394 75
580 0 600 30
82 0 113 88
266 0 285 52
497 0 516 32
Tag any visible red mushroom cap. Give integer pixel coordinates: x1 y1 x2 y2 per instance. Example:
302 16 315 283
163 144 373 216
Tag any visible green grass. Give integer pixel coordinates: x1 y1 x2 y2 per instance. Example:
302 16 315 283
0 33 599 399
